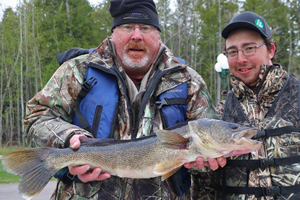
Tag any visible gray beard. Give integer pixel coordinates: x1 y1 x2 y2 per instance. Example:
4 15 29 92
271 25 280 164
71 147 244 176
122 54 149 69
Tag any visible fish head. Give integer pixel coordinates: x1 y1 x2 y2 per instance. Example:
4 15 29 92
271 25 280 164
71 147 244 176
188 118 261 159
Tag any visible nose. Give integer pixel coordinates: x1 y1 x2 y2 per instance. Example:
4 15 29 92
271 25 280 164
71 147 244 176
236 50 247 64
131 28 143 41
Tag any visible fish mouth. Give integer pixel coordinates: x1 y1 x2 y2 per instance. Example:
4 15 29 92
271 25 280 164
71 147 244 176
224 127 261 157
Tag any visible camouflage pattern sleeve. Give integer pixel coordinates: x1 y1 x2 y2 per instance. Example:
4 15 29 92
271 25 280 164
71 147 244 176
186 67 218 120
215 100 226 119
24 55 93 148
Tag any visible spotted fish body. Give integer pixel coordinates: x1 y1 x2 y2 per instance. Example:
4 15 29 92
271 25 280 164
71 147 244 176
1 118 261 200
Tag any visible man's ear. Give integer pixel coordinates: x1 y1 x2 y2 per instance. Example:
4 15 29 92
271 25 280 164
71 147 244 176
158 34 162 43
269 42 276 60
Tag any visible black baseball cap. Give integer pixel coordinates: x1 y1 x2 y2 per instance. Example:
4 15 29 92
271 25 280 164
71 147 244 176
109 0 160 32
222 11 272 39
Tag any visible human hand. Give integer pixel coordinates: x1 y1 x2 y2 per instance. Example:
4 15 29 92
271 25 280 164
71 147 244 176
68 165 111 183
68 134 111 182
184 156 226 171
69 134 86 149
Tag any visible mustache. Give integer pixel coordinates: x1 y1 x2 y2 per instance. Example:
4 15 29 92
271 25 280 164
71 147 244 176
126 42 147 51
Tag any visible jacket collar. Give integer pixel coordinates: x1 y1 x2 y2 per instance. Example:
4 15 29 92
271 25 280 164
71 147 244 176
231 64 288 106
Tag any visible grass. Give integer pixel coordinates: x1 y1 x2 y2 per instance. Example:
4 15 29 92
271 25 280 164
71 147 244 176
0 146 28 183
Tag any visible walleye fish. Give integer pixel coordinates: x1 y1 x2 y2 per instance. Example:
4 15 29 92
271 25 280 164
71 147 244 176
1 118 261 199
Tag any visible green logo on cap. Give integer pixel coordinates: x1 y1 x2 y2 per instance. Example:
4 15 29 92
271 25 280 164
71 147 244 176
255 19 264 29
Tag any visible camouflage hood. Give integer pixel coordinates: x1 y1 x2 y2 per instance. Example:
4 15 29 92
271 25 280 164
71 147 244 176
230 64 288 126
230 64 288 100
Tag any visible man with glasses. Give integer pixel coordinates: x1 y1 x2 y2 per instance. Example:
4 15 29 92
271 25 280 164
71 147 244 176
195 11 300 199
24 0 220 199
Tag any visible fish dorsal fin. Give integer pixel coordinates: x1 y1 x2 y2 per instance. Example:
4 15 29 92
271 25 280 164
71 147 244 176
155 129 189 150
154 160 184 181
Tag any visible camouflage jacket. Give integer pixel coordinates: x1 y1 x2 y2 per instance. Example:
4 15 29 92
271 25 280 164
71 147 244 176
204 64 300 200
25 37 217 200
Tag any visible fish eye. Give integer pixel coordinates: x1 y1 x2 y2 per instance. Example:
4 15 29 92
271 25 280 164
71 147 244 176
228 123 239 129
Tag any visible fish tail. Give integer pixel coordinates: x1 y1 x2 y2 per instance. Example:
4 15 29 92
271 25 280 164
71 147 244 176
1 148 57 200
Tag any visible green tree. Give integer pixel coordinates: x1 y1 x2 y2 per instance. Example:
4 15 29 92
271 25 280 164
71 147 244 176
90 0 112 45
0 8 21 146
195 0 238 102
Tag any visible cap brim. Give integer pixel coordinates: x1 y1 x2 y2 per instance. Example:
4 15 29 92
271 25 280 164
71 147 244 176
222 21 267 39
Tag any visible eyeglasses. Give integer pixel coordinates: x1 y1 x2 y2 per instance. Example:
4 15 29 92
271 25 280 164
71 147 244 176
117 24 156 34
225 43 266 59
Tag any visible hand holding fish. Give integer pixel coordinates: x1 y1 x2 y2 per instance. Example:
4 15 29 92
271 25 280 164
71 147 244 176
184 156 226 171
68 134 111 182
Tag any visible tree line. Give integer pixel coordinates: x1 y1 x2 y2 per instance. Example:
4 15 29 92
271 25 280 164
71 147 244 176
0 0 299 146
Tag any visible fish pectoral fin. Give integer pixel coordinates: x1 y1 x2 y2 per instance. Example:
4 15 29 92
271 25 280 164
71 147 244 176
161 167 182 181
154 160 184 181
155 130 189 150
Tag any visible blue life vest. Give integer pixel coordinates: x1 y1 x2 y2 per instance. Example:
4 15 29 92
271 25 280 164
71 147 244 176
157 83 187 127
74 68 188 138
72 66 119 138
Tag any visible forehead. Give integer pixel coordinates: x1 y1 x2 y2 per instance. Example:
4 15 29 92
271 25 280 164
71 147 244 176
225 29 263 47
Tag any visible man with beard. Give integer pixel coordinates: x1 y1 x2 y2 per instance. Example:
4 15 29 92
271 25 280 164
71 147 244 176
24 0 223 199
